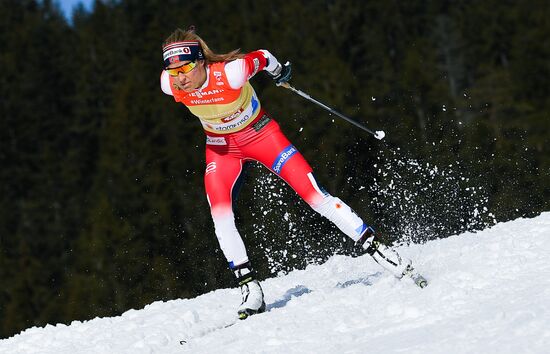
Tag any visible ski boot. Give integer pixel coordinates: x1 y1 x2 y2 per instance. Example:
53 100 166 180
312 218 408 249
233 262 266 320
358 229 428 288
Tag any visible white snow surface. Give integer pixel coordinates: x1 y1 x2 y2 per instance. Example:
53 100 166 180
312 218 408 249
2 213 550 353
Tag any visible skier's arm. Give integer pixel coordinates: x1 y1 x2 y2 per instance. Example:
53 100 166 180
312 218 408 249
225 50 285 89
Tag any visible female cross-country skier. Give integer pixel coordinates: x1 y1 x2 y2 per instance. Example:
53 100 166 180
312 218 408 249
160 27 427 320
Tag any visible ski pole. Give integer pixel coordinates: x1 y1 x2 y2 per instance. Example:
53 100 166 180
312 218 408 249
278 82 386 140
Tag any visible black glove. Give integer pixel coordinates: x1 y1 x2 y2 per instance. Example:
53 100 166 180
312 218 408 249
268 61 292 86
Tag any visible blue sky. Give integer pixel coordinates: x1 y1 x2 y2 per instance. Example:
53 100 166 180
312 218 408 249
56 0 94 19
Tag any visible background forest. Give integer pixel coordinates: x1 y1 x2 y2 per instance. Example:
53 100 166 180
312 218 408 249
1 0 548 338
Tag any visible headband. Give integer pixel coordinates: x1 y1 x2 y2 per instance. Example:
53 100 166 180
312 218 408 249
162 41 204 68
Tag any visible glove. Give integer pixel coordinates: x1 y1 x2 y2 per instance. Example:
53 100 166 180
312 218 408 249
267 61 292 86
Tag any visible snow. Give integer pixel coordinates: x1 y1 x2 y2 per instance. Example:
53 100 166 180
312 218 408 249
2 213 550 353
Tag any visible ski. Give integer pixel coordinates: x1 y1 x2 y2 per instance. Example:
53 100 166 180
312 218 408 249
179 320 237 345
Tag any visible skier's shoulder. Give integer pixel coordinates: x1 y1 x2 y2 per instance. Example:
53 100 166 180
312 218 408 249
160 70 173 96
221 58 247 89
222 50 272 89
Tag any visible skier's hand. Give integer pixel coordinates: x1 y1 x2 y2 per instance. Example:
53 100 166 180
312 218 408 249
267 61 292 86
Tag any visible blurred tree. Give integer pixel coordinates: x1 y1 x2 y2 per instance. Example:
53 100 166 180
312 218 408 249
0 0 82 335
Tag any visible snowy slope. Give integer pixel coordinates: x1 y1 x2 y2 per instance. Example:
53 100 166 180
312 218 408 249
1 213 550 354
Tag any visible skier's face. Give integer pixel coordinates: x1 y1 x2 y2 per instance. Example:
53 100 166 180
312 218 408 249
167 60 207 92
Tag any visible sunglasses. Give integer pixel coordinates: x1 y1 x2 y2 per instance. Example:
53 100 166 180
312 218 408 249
165 61 197 76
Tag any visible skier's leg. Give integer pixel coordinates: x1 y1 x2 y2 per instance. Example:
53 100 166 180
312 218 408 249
244 120 416 279
244 120 372 241
204 147 266 314
204 149 249 268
